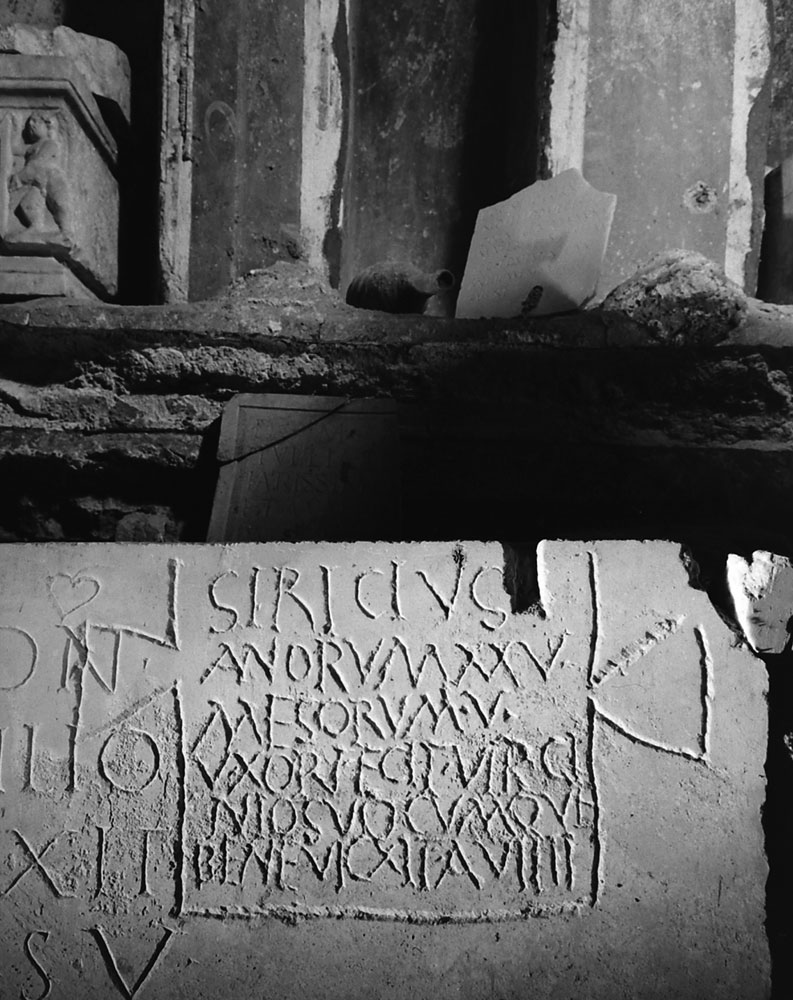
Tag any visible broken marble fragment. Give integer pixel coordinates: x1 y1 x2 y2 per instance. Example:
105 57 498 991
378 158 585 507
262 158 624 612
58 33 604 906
727 550 793 654
602 249 748 345
455 168 617 319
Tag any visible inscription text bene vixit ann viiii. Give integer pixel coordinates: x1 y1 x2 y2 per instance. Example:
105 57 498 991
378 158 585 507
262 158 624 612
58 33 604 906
0 542 719 926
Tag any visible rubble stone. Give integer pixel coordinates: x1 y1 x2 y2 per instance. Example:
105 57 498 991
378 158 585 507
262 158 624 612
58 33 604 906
601 250 749 345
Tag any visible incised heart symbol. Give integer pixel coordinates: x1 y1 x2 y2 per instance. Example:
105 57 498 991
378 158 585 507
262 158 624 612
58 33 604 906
49 572 101 619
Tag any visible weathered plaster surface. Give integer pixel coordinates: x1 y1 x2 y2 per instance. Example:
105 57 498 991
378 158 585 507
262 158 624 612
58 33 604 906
568 0 771 298
547 0 590 175
301 0 345 281
159 0 195 303
189 0 304 298
584 0 734 297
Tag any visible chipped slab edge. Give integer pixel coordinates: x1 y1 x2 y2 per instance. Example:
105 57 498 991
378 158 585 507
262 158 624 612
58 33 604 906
0 256 100 301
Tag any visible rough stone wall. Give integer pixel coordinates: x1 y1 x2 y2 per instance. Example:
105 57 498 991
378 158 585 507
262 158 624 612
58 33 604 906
2 297 793 561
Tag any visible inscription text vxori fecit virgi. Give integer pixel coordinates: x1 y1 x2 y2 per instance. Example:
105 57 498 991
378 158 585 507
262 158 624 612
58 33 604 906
186 549 598 918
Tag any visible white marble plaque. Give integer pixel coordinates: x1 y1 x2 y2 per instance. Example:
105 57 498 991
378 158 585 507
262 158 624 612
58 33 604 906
0 542 769 999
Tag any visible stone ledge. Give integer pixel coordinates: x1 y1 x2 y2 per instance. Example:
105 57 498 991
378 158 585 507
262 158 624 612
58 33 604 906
3 301 793 448
0 297 608 346
2 283 792 345
2 296 793 545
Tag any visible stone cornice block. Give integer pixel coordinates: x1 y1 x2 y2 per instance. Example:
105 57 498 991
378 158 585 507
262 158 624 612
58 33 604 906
0 54 118 162
0 24 131 124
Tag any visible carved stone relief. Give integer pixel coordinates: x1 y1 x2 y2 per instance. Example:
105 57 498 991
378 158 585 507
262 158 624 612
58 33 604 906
1 110 71 240
0 47 125 300
0 541 769 998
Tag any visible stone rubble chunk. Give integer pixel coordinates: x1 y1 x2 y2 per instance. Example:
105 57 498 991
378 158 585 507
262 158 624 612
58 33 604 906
727 549 793 654
601 249 749 345
456 168 617 319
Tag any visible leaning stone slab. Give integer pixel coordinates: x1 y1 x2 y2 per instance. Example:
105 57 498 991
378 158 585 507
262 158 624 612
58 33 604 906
0 541 768 998
208 394 400 542
456 169 617 318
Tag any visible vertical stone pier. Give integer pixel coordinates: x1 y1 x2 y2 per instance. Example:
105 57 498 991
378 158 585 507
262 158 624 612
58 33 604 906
188 0 305 298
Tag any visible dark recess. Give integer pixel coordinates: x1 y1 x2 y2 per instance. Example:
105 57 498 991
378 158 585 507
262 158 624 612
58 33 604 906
65 1 163 303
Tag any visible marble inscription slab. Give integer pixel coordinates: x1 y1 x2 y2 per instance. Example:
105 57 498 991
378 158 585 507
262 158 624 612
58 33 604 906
0 542 769 999
208 394 400 543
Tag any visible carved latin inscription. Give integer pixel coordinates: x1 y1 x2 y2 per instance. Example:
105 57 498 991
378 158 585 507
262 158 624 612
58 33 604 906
179 549 710 920
0 540 718 966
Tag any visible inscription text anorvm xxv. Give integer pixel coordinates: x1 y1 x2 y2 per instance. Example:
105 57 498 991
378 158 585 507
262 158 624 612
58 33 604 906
185 546 599 920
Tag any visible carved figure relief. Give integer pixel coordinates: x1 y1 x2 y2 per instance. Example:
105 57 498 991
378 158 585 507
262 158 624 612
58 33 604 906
0 47 124 298
0 112 71 244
